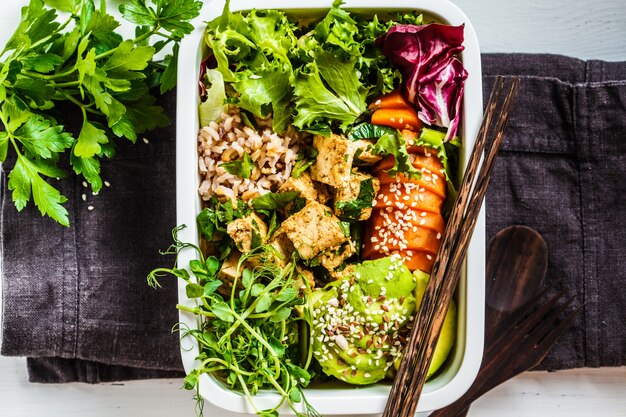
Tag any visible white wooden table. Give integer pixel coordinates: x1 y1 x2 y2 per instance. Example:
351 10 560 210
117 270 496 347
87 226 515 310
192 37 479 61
2 1 626 416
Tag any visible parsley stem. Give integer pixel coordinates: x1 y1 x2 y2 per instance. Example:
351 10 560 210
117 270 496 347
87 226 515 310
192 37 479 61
52 81 80 88
24 67 77 81
61 91 104 116
156 31 178 41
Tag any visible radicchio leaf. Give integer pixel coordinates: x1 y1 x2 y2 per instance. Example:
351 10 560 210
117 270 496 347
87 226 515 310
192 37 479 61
376 23 468 141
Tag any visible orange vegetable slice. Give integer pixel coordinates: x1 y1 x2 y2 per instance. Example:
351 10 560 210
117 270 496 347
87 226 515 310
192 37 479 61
371 108 423 131
369 90 411 110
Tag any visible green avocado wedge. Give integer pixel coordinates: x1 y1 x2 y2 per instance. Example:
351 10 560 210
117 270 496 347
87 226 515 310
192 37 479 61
311 258 458 385
311 255 416 385
401 269 457 379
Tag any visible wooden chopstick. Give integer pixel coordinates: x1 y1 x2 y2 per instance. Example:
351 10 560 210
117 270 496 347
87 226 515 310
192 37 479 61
383 76 521 417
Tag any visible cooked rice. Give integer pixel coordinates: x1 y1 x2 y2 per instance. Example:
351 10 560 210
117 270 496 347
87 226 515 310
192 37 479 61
197 106 309 202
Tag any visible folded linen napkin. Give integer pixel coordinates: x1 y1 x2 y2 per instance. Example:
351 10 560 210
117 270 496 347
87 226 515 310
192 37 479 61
1 54 625 383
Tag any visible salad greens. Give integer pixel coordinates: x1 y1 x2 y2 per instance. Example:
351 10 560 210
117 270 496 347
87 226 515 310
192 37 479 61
204 0 426 136
0 0 201 226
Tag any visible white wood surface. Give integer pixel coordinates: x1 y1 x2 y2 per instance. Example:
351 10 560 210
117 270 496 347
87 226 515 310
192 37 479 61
2 1 626 416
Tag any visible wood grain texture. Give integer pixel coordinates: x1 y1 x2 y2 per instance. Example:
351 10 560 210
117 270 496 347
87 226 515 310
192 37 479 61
453 0 626 61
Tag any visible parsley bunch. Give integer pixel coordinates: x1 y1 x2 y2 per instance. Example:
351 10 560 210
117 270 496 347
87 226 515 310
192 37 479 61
0 0 202 226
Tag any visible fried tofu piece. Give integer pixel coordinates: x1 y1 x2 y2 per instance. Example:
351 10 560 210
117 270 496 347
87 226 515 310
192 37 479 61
352 139 382 165
319 241 355 271
334 172 380 221
310 134 356 188
226 213 268 253
217 251 241 296
279 200 349 260
279 172 329 203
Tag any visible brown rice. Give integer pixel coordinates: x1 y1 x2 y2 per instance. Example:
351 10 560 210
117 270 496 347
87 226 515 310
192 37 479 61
197 106 309 202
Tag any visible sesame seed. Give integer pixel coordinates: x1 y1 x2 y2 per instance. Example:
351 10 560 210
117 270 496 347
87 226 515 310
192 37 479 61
81 194 86 201
87 205 94 211
82 181 88 188
364 373 371 378
104 181 110 187
142 137 149 144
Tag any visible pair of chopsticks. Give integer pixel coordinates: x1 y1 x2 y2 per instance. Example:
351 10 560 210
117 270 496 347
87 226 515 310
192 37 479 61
383 76 522 417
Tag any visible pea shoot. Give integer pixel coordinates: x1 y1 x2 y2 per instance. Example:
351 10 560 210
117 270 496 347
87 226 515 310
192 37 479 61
149 226 320 417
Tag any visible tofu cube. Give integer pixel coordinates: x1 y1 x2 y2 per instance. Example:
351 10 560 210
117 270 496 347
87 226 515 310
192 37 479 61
226 213 268 253
279 172 325 203
352 139 382 165
310 134 356 188
320 242 355 271
334 173 380 221
279 200 349 260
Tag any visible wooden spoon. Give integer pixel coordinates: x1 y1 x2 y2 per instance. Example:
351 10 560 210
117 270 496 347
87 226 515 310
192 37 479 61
430 225 548 417
485 225 547 339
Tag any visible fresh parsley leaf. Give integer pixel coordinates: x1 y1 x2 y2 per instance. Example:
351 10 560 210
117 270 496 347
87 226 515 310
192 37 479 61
43 0 79 13
220 152 253 179
118 0 154 26
70 151 103 192
250 191 300 213
102 40 154 79
8 155 69 226
74 119 108 158
155 0 203 37
21 53 63 73
159 43 178 94
0 133 9 162
13 115 74 159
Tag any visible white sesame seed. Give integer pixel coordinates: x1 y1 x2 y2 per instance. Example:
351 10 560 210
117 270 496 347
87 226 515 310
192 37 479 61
87 205 94 211
81 194 86 201
104 181 110 187
142 137 149 144
82 181 88 188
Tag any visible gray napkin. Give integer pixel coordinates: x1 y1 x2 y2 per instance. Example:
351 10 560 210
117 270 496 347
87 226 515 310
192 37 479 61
1 54 625 383
483 54 626 370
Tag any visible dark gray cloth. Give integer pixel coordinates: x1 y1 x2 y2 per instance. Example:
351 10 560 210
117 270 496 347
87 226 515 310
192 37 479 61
1 93 185 382
1 54 625 383
483 54 626 370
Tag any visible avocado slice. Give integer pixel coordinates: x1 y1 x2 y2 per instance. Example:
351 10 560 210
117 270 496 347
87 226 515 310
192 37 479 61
390 270 457 378
311 256 417 385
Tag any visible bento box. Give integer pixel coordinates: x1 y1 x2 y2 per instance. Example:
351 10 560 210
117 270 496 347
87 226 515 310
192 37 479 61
175 0 484 415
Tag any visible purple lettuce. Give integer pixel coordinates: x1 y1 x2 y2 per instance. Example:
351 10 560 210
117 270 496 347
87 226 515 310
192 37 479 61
376 23 468 141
